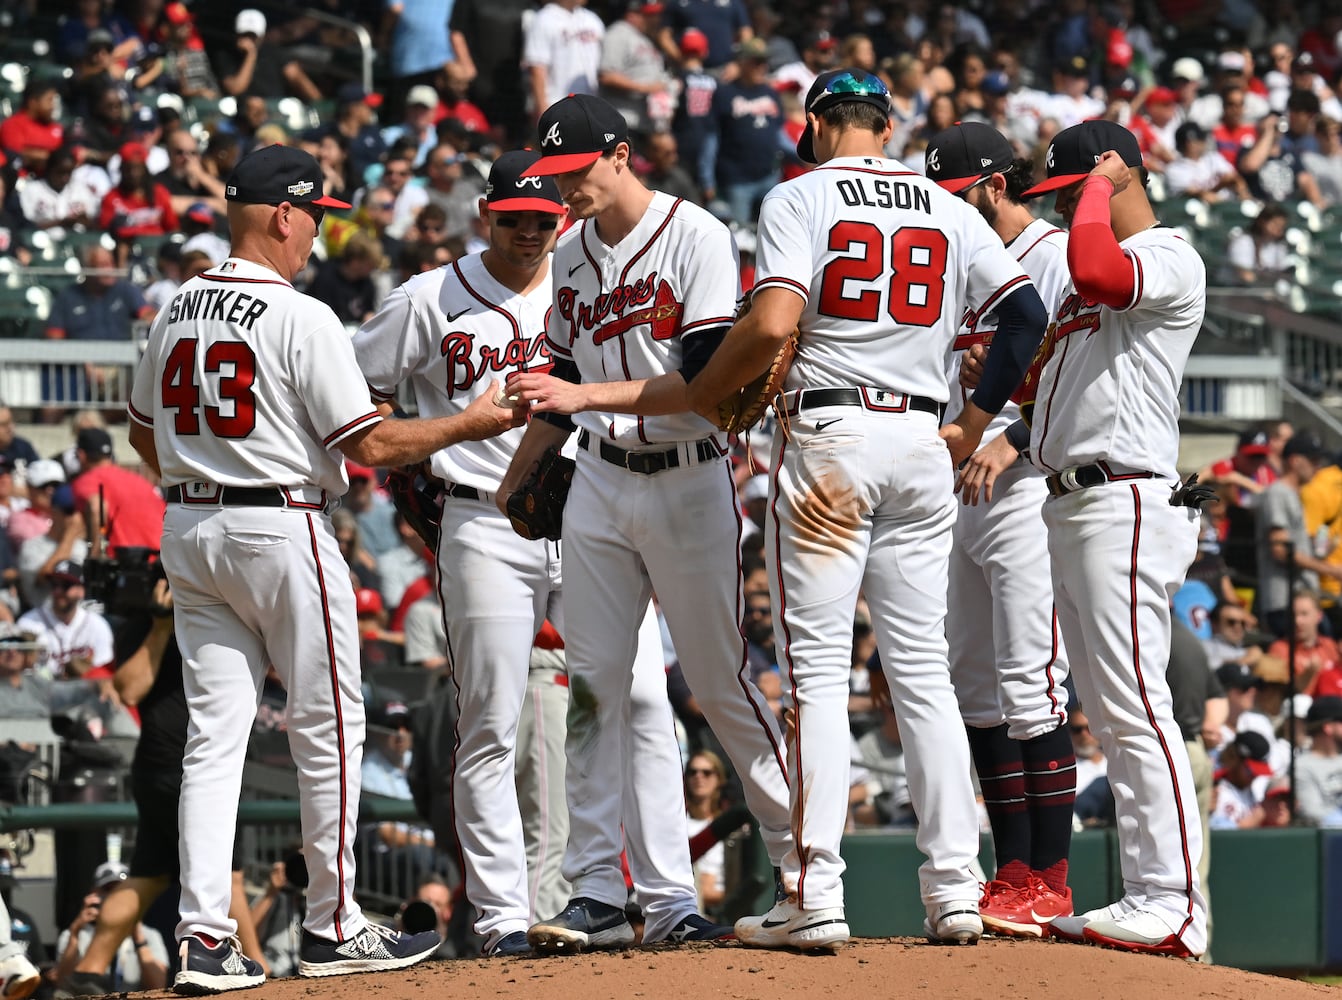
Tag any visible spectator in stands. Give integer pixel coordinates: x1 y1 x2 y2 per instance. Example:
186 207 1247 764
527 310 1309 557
524 0 605 119
705 38 781 223
1210 730 1272 829
0 80 64 173
883 53 930 159
68 427 165 556
854 701 913 827
178 203 226 266
1303 113 1342 206
343 464 399 558
215 8 321 102
749 4 795 72
670 29 716 199
433 61 491 137
1256 431 1342 636
381 86 441 170
1290 52 1342 121
17 558 115 682
840 33 876 74
1129 85 1178 173
333 84 388 185
106 107 168 184
314 130 355 206
179 249 213 282
1215 660 1278 757
15 147 101 241
157 4 219 101
421 143 479 241
371 153 429 242
6 460 62 551
405 203 449 249
639 131 699 205
774 30 839 96
143 241 183 311
15 474 83 611
1265 590 1342 696
307 231 386 326
1303 449 1342 632
155 131 225 216
381 0 471 119
1204 602 1272 674
377 515 429 613
1047 54 1105 128
0 624 63 717
77 84 133 169
683 750 728 911
1070 709 1109 824
351 183 404 264
331 507 382 593
1165 121 1249 201
1189 50 1270 130
1240 97 1328 209
361 701 440 900
402 874 455 959
55 863 168 993
0 415 36 493
449 0 532 143
59 0 140 67
741 584 781 719
659 0 751 72
98 143 177 263
1297 696 1342 826
357 588 402 673
599 0 674 136
67 29 121 120
1212 86 1258 168
45 244 154 343
403 592 448 671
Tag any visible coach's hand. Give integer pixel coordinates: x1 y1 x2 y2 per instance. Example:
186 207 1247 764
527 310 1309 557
954 433 1020 506
460 380 527 440
959 343 987 390
505 371 588 415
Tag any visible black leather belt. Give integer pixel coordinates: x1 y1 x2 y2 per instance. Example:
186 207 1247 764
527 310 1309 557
444 484 485 501
786 387 944 419
166 485 287 506
577 429 718 475
1045 464 1156 498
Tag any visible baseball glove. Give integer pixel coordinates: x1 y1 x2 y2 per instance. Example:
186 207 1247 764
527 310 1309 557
386 463 443 551
506 446 575 541
713 295 798 435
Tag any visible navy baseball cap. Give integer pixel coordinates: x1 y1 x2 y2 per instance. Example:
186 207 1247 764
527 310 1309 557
796 68 892 164
225 144 351 209
925 122 1015 194
486 150 566 213
1022 119 1143 199
522 94 629 177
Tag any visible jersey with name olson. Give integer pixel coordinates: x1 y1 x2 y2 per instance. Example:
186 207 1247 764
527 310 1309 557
128 258 382 495
1028 227 1205 478
354 252 554 491
754 155 1032 400
944 217 1070 443
548 190 738 446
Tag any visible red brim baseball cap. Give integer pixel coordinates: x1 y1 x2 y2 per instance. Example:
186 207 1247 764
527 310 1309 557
925 122 1015 193
522 94 628 177
1022 119 1143 199
488 149 568 212
1245 760 1273 778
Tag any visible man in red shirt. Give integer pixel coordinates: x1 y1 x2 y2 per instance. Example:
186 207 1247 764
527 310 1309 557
69 427 165 556
0 80 64 173
98 143 178 263
1268 590 1342 697
1212 86 1257 167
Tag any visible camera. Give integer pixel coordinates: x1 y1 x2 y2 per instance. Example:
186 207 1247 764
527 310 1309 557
83 547 167 617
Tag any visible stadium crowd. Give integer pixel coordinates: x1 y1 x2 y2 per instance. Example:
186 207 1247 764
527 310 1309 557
3 0 1342 988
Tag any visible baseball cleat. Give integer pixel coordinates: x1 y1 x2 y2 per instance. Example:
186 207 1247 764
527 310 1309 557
0 948 40 1000
923 900 982 945
662 913 736 943
527 897 635 954
486 930 533 957
1083 909 1196 958
979 879 1074 938
735 899 849 952
173 935 265 995
298 923 439 977
63 971 113 997
1049 897 1141 943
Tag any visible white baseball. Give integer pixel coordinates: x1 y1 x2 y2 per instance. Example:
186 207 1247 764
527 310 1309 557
494 390 523 407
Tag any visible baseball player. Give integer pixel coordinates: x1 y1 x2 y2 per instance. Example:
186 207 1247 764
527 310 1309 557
0 898 39 1000
958 120 1209 958
497 93 794 954
685 68 1049 951
923 122 1076 937
127 144 518 993
352 149 723 955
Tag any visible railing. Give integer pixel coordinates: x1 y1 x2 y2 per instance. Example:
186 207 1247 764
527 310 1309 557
0 337 142 412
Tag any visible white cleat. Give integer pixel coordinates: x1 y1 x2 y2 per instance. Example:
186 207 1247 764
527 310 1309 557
1083 908 1196 958
1049 897 1142 943
0 949 40 1000
923 900 982 945
735 900 850 952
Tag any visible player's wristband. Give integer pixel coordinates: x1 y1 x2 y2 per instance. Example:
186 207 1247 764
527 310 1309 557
1004 419 1030 454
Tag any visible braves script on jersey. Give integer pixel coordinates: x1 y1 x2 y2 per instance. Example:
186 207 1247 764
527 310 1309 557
130 259 383 493
548 191 736 445
756 157 1031 398
1028 227 1205 479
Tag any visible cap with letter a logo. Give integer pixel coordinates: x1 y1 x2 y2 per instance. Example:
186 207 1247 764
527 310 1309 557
224 144 351 209
924 122 1015 193
1021 119 1142 199
486 149 568 213
522 94 629 177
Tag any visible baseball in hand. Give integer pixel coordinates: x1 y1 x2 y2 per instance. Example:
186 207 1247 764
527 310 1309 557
494 390 523 408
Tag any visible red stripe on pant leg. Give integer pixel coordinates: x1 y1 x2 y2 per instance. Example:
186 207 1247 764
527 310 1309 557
306 513 347 942
1125 486 1195 936
769 440 808 904
1043 604 1065 724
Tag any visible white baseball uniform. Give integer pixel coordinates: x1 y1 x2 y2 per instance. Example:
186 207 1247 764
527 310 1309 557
16 603 115 679
546 191 793 913
752 156 1033 912
945 218 1072 740
1028 225 1208 954
351 251 706 947
129 256 381 947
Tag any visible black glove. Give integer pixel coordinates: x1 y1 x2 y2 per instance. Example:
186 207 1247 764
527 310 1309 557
506 447 575 541
1169 472 1217 510
386 464 443 551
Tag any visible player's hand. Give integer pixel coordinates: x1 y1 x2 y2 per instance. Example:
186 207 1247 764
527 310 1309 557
938 421 982 470
959 343 987 390
458 380 527 440
505 371 588 415
954 433 1020 506
1090 150 1131 194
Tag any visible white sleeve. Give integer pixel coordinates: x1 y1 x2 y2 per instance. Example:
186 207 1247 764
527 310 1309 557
521 9 552 69
291 313 383 448
1163 158 1195 194
1122 234 1207 313
677 221 739 337
753 190 813 304
1226 233 1255 271
91 616 115 670
962 211 1032 323
352 283 431 403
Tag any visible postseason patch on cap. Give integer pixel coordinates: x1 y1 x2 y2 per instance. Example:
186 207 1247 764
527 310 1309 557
225 145 351 209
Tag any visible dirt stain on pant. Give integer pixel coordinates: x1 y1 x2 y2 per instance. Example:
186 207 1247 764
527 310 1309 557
566 673 600 757
786 469 866 557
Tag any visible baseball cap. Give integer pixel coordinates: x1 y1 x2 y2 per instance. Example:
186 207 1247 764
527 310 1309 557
86 28 115 49
26 459 65 488
185 201 215 226
337 82 383 109
119 141 149 165
225 145 352 209
163 2 192 26
376 699 411 728
1216 661 1261 692
406 85 439 109
1021 119 1143 198
627 0 664 12
1171 57 1205 83
680 28 709 58
1307 695 1342 725
344 459 375 481
925 122 1015 194
1231 730 1272 777
736 37 770 63
1106 29 1133 68
91 861 129 891
486 149 566 213
803 30 838 52
981 70 1010 97
1058 54 1090 77
355 588 383 616
52 484 76 515
1236 427 1271 456
130 105 158 132
1293 52 1317 74
1217 51 1247 73
49 559 83 585
1175 121 1207 146
235 9 267 37
1264 775 1291 801
795 68 893 164
76 427 113 458
523 94 629 177
1146 85 1178 105
1283 429 1327 462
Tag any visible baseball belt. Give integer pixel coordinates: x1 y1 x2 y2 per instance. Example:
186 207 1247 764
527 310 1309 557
1044 463 1156 498
577 429 719 475
784 387 944 419
164 484 328 509
443 482 495 504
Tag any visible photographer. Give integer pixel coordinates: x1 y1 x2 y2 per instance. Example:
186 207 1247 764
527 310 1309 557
398 875 455 961
55 863 169 993
68 430 165 558
63 580 267 995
